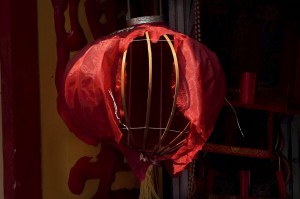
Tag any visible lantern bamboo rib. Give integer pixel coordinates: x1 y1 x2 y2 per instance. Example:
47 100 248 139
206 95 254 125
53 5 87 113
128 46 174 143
158 122 190 155
143 32 153 150
128 45 133 145
159 41 163 144
162 139 185 155
121 49 134 145
153 34 180 152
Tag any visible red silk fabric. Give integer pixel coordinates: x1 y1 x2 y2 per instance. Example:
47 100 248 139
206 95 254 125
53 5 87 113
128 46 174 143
57 24 226 180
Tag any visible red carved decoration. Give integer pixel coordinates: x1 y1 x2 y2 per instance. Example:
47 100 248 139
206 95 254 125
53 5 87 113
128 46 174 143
85 0 127 38
51 0 87 90
52 0 132 198
68 143 137 199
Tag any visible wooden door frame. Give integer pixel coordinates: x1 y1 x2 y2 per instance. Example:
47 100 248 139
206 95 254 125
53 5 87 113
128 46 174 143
0 0 42 198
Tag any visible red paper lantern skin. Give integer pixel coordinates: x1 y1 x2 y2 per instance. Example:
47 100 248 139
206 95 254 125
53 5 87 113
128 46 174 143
58 23 226 180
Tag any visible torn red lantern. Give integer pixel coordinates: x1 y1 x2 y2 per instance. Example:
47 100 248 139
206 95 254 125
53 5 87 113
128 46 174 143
57 23 226 181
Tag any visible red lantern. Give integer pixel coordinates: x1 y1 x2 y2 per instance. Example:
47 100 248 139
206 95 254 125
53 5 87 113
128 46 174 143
57 21 226 182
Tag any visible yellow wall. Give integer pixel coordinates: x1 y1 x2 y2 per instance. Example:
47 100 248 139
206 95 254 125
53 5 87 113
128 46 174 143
37 1 139 198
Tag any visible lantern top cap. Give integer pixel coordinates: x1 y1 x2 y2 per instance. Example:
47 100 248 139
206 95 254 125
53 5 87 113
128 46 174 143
126 15 165 27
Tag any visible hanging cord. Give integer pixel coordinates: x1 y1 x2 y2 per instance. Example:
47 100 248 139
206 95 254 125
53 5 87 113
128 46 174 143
188 159 196 198
225 98 244 137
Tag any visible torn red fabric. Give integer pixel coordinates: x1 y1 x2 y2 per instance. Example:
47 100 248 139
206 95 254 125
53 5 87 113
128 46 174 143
57 23 226 181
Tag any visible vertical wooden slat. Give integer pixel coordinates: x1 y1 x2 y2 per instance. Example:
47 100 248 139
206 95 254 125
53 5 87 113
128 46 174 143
291 116 300 199
0 1 15 198
0 0 42 198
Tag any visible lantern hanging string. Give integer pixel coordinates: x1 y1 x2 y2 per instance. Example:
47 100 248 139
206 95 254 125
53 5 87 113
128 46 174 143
126 0 131 20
